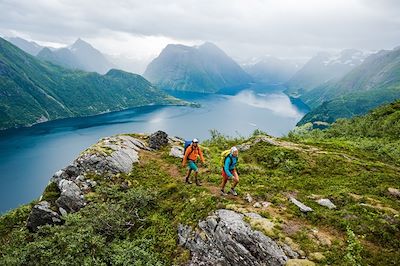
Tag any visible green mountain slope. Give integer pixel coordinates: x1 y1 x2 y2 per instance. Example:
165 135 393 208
297 47 400 125
0 37 178 130
285 49 366 96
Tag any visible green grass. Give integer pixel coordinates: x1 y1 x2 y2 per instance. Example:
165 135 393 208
1 126 399 265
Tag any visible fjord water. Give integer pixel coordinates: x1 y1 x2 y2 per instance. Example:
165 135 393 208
0 90 305 213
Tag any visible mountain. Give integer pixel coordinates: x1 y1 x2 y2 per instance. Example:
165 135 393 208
285 49 367 96
242 56 299 84
37 38 115 74
6 37 44 56
297 47 400 125
1 125 399 265
0 37 179 130
143 42 252 93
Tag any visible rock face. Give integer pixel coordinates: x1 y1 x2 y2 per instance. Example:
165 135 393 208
289 198 313 213
169 145 184 158
74 135 146 176
178 209 290 266
27 135 148 230
237 136 278 151
149 130 169 149
27 201 62 232
316 198 336 209
55 180 85 213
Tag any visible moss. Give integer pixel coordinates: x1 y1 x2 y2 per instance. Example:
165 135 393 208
41 181 61 205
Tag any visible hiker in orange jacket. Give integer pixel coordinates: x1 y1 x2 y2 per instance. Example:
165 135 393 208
182 138 205 186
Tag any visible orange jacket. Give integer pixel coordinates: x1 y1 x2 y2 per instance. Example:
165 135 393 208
182 145 205 165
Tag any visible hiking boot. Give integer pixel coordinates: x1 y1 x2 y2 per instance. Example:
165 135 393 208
220 189 227 196
185 177 192 184
230 188 238 196
195 180 202 186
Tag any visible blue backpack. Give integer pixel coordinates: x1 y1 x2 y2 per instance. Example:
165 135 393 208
183 140 194 161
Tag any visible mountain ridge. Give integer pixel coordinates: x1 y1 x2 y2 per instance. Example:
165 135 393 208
0 37 180 130
143 42 253 93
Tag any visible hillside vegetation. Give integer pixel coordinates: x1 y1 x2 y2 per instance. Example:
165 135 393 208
0 103 399 265
0 37 179 130
296 47 400 125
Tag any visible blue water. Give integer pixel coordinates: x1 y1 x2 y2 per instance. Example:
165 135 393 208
0 90 305 214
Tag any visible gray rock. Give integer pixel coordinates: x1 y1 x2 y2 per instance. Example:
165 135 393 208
316 198 336 209
169 145 184 158
253 136 278 146
253 202 262 208
148 130 169 149
27 201 62 232
55 180 85 213
388 187 400 199
289 197 313 213
59 207 68 216
262 201 272 208
237 143 251 152
168 136 184 144
178 209 289 266
244 193 253 203
75 135 144 175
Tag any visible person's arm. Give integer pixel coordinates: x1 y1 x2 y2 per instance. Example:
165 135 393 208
198 147 205 163
224 156 233 177
182 146 191 166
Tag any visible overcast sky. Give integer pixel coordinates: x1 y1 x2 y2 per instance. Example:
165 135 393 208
0 0 399 63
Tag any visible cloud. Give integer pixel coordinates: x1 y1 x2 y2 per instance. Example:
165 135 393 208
0 0 399 61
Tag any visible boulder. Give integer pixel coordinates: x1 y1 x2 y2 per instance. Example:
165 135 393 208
289 197 313 213
55 180 85 213
169 145 184 158
388 187 400 199
27 201 62 232
316 198 336 209
244 193 253 203
75 135 145 175
178 209 290 266
253 202 262 208
148 130 169 149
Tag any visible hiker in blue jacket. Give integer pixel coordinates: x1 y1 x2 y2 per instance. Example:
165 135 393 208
221 146 239 196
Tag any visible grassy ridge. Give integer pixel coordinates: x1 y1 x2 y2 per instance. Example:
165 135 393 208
1 102 400 265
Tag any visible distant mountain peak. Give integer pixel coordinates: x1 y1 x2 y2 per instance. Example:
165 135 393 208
70 38 93 50
144 42 252 93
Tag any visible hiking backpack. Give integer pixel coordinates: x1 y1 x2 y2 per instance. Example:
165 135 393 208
220 150 235 168
182 140 194 161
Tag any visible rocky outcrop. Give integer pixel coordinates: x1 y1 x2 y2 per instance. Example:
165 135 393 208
74 135 147 176
178 209 292 266
27 135 149 231
289 198 313 213
237 136 278 151
149 130 169 149
169 145 184 158
27 201 63 232
55 180 85 213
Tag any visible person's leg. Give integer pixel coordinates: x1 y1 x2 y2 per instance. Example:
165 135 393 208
194 171 202 186
231 170 239 190
220 169 228 192
185 169 192 184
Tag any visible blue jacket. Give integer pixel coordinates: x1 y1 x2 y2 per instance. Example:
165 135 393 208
224 154 238 177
